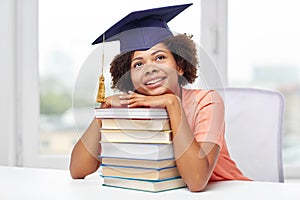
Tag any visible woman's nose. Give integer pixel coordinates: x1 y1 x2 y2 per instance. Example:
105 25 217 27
144 64 159 75
145 68 159 76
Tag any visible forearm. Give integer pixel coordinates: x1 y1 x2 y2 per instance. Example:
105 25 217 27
166 96 219 192
69 118 101 179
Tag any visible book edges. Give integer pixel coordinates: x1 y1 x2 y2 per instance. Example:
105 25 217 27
102 184 186 193
101 176 186 192
100 164 176 170
100 141 172 144
99 156 175 160
99 156 175 161
101 175 182 182
94 108 169 119
99 129 172 133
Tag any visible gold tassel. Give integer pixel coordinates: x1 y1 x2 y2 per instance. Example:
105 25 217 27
96 33 106 103
96 74 105 103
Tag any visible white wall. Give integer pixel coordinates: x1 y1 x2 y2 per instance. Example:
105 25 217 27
0 0 17 166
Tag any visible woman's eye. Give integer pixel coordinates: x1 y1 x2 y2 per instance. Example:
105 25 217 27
133 62 143 68
156 55 166 61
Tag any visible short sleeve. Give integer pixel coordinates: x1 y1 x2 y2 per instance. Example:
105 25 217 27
183 89 225 148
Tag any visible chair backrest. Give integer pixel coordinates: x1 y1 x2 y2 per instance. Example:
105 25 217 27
219 87 285 182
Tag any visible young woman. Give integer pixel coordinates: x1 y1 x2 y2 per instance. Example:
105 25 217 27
69 33 250 192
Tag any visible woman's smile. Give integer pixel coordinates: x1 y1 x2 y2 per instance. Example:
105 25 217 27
143 76 167 87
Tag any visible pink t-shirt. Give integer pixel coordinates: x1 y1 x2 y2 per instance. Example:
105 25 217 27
182 88 251 181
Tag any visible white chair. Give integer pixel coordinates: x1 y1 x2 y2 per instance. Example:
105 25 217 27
219 87 285 182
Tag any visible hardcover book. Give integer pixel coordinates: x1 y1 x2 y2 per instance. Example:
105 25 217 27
95 107 169 119
101 157 175 169
100 129 172 144
101 165 180 181
99 118 171 131
102 177 186 192
100 142 174 160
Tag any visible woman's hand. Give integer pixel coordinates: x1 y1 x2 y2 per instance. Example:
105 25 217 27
118 91 178 108
101 94 128 108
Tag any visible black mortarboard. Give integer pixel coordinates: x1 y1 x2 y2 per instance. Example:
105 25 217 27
92 3 192 53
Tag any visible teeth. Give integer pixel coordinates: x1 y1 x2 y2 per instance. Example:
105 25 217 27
146 78 163 85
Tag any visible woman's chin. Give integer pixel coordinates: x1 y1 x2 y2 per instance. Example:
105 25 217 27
135 84 173 96
144 88 170 96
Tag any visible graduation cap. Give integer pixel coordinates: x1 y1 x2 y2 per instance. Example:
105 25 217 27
92 3 192 52
94 3 193 103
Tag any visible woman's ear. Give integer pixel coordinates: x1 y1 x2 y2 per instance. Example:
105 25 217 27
178 68 184 76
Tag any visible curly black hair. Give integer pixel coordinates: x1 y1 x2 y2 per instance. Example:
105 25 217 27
109 34 198 92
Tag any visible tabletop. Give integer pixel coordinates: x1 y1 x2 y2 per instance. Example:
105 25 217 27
1 166 299 200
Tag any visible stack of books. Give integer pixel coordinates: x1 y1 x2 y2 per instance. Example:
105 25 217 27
94 107 186 192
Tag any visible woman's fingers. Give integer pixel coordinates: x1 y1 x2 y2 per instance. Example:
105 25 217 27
119 91 140 100
118 91 165 108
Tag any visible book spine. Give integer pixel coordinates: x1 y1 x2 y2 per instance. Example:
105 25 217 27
100 163 176 170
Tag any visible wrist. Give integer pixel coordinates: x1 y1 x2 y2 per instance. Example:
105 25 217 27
100 100 110 108
166 94 182 114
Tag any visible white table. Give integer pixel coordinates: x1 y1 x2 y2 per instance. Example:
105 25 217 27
1 166 299 200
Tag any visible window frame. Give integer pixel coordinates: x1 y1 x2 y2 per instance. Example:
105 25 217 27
16 0 69 169
0 0 17 166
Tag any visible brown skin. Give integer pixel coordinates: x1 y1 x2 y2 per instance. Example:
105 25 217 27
69 34 221 192
69 119 100 179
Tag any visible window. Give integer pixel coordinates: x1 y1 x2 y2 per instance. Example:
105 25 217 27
228 0 300 178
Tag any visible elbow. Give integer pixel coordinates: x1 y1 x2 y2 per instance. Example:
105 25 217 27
185 176 209 192
70 168 85 179
70 172 85 179
187 182 207 192
70 174 84 179
69 165 86 179
69 160 100 179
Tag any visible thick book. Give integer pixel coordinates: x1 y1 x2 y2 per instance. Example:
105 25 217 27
101 165 180 181
99 118 171 131
101 157 175 169
100 142 174 160
95 107 169 119
102 177 186 192
100 129 172 144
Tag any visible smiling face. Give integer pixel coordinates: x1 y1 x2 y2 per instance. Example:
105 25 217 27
130 43 183 96
110 34 198 93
